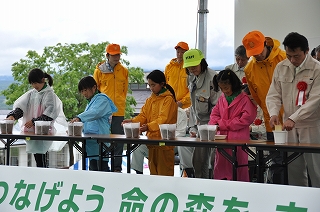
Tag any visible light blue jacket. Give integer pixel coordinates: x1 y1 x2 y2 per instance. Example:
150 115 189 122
77 93 117 160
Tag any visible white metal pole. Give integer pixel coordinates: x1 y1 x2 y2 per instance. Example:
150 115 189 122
198 0 209 58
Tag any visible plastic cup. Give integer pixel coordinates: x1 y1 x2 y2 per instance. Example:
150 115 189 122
273 131 288 144
198 125 217 141
123 122 140 138
68 122 83 136
123 123 132 138
167 124 176 139
131 122 140 138
207 125 217 141
0 120 14 134
35 121 51 135
198 125 208 140
159 124 176 140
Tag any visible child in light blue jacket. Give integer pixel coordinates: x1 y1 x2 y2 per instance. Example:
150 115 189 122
71 76 117 171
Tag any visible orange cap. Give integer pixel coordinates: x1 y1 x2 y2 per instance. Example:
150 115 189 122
175 42 189 51
242 31 265 57
106 43 121 55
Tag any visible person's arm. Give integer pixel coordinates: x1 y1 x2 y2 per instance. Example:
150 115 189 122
245 70 262 107
10 90 32 119
208 98 221 125
42 91 58 120
266 65 283 119
176 108 188 137
7 108 23 120
164 64 170 83
123 67 129 95
31 114 54 124
186 106 199 137
179 91 191 108
93 64 102 90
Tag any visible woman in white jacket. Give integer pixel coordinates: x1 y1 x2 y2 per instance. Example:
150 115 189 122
6 68 67 167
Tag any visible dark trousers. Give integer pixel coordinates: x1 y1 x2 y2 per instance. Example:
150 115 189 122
34 153 47 168
267 132 284 184
89 159 110 172
111 116 124 172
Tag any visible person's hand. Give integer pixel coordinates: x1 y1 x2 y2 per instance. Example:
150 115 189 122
6 116 15 120
70 117 81 123
140 124 148 132
24 120 33 128
283 119 295 131
189 128 197 137
269 115 279 128
122 119 132 126
189 131 197 137
177 101 183 108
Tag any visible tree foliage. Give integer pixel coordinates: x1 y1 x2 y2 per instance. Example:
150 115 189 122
1 42 145 119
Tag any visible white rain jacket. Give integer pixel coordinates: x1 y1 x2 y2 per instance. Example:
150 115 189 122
14 86 68 153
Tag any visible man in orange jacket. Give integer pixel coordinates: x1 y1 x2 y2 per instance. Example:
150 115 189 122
242 30 286 183
93 43 129 172
164 41 191 109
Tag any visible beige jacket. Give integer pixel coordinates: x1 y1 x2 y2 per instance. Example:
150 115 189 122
267 55 320 128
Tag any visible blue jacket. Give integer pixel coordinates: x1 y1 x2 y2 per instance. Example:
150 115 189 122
77 93 117 160
78 93 117 134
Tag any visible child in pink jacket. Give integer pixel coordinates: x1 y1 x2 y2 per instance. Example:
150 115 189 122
208 69 257 181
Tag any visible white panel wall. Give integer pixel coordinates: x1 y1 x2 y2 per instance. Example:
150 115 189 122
18 146 28 166
235 0 320 52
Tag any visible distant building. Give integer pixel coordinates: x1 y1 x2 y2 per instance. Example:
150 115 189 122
129 83 151 114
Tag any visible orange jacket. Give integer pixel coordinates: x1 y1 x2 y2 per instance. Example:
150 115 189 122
93 61 128 116
244 37 286 132
164 58 191 109
132 89 178 149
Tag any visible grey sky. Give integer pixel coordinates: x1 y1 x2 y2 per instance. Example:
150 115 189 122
0 0 234 76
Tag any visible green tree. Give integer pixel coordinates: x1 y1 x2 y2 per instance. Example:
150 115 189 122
1 42 144 119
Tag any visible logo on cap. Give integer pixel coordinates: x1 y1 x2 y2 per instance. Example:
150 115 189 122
186 55 194 60
249 42 255 48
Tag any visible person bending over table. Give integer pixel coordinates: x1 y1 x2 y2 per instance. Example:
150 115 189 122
267 32 320 187
209 69 256 181
180 49 221 179
123 70 178 176
6 68 68 168
71 76 117 172
131 107 188 174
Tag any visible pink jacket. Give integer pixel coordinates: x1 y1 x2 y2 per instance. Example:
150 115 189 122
209 92 257 140
209 92 257 181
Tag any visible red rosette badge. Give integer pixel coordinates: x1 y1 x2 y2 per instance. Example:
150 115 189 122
254 118 262 126
242 76 247 84
296 81 307 106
